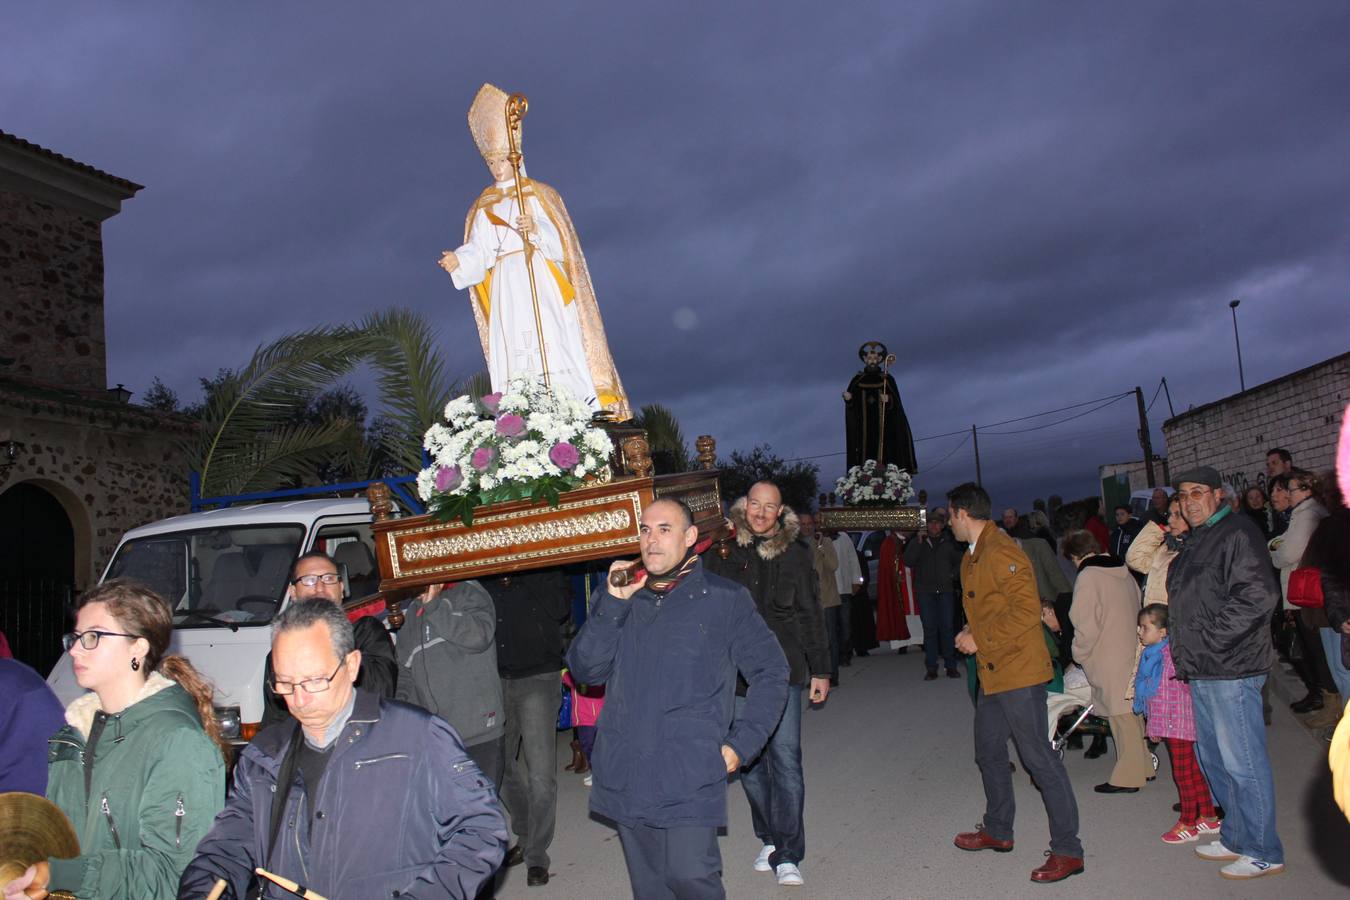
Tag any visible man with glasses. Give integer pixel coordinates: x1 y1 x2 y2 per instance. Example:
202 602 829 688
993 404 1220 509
1166 466 1285 880
260 551 398 728
180 599 508 899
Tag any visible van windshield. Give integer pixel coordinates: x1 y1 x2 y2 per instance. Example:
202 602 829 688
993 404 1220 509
106 525 305 627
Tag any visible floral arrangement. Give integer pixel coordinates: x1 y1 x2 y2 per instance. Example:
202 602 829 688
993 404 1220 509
834 460 914 506
417 375 614 525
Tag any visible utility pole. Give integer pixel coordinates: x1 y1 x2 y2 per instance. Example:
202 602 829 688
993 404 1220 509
1229 299 1246 392
1135 386 1156 488
972 424 982 487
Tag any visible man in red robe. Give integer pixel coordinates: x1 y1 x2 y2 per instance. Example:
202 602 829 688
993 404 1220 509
875 530 915 646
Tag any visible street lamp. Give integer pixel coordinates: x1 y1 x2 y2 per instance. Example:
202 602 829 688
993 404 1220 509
1228 299 1246 392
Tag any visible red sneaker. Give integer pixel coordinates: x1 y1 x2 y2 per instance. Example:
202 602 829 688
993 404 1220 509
1161 821 1201 844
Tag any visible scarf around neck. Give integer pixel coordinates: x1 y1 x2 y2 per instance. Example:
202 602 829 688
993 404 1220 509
1133 638 1168 715
647 549 700 596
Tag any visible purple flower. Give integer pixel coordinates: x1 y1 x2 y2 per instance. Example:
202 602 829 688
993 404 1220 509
470 446 496 470
434 465 462 492
548 441 580 469
495 414 526 437
480 392 502 414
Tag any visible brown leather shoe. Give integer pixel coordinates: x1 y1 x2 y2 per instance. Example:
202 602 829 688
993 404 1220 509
1029 852 1084 883
954 825 1014 852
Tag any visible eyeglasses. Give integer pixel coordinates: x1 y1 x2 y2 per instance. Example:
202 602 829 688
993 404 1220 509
292 573 341 587
1176 486 1212 501
269 660 345 696
62 630 137 652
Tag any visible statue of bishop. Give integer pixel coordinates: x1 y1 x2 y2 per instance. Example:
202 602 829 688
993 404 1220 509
438 83 630 419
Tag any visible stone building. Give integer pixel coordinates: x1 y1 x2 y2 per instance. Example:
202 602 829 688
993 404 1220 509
1 130 191 673
1161 351 1349 498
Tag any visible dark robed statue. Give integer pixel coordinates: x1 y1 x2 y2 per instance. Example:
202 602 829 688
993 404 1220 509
843 341 917 473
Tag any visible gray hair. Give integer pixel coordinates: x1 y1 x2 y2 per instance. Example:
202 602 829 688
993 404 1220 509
272 598 355 660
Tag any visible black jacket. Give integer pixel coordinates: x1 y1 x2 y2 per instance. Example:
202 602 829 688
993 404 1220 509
1166 506 1280 681
485 570 572 678
261 615 398 729
903 531 962 593
705 500 830 686
1109 518 1143 560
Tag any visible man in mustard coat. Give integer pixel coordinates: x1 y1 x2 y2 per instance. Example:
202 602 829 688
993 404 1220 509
947 482 1084 884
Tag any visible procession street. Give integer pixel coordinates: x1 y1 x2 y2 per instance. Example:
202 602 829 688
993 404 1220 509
498 649 1349 899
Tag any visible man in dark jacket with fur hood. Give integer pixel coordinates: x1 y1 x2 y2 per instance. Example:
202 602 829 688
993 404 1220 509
706 481 831 888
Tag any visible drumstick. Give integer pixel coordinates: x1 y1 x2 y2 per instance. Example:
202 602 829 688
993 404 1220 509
253 867 329 900
204 879 228 900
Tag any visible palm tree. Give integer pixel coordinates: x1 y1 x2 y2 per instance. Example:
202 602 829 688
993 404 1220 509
189 310 485 498
633 403 689 474
192 325 374 497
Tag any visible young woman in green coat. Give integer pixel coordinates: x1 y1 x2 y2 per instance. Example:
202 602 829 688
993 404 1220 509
2 580 228 900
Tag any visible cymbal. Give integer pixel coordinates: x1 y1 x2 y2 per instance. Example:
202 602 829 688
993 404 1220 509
0 792 80 883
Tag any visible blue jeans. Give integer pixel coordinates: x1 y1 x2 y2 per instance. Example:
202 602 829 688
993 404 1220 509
736 685 805 867
917 590 958 670
1320 628 1350 701
1190 676 1284 863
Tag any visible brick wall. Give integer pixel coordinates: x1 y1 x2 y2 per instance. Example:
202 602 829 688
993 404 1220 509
1162 352 1350 496
0 189 107 392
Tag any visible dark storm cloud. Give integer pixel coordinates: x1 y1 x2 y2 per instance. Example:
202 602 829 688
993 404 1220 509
4 1 1348 509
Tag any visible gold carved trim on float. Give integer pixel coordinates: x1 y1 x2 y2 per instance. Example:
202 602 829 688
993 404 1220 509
816 505 925 532
399 509 634 564
385 491 644 579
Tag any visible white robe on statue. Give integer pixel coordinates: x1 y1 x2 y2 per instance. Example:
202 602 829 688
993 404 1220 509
451 181 599 409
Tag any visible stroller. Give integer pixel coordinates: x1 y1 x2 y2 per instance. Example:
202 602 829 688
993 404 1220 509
1047 669 1159 772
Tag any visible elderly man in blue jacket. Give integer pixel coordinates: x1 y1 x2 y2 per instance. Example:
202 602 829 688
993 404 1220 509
568 498 789 900
178 600 508 899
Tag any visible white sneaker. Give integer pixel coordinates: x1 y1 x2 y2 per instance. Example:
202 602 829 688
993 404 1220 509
1194 840 1240 861
775 862 803 886
582 773 592 787
1220 856 1285 880
753 844 775 872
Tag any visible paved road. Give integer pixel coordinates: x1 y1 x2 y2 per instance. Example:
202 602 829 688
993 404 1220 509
497 649 1349 898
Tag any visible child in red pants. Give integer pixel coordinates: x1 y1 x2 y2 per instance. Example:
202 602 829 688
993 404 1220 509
1135 604 1221 843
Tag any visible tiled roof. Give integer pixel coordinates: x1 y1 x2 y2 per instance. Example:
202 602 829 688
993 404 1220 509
0 129 143 192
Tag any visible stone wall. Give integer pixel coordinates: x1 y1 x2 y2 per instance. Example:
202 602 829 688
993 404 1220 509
1162 352 1350 496
0 385 192 585
0 189 107 392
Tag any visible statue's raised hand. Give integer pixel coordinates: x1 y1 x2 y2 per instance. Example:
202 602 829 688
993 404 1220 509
438 251 460 275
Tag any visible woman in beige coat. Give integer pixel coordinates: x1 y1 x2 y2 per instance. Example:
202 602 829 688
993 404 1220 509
1066 530 1153 792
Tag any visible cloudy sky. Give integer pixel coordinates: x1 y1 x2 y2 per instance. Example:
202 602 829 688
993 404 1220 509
6 1 1349 510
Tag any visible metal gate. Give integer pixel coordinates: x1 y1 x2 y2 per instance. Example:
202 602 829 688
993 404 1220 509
1 576 72 677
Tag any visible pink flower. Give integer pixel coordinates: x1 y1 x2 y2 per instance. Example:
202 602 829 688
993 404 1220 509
470 446 496 470
480 392 502 414
548 441 580 469
495 414 526 437
434 465 462 492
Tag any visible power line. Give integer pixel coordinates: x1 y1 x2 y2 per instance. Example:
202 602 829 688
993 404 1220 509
782 390 1135 462
980 393 1133 435
920 433 972 473
1145 378 1165 414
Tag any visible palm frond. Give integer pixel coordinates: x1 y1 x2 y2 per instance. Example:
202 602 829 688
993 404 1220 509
194 325 374 495
206 419 364 495
634 403 689 473
361 309 459 473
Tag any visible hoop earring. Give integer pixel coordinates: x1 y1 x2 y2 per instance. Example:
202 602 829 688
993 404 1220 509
130 658 140 672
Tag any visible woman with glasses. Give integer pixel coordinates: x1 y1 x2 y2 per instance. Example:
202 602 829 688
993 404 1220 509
2 579 227 900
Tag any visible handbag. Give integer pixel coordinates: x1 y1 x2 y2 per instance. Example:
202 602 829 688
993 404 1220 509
1288 566 1325 609
557 675 573 730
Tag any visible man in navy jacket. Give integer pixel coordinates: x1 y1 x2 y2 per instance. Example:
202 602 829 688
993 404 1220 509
567 498 788 900
179 600 507 899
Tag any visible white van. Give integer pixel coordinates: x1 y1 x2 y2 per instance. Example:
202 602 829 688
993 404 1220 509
47 498 383 745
